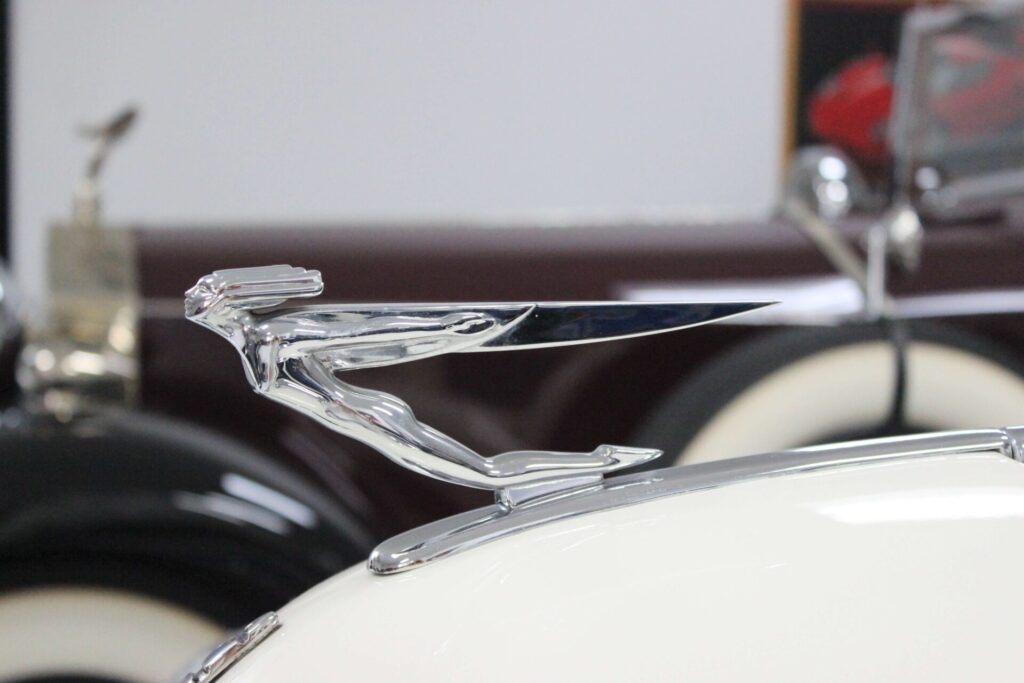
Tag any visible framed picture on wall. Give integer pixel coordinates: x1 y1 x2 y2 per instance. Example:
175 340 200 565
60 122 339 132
786 0 914 175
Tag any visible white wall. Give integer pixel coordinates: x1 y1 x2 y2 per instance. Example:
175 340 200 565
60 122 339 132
12 1 786 303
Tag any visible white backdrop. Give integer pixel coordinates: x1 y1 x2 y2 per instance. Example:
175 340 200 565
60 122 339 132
11 1 786 303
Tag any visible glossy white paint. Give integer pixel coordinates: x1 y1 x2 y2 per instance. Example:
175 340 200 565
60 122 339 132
220 452 1024 682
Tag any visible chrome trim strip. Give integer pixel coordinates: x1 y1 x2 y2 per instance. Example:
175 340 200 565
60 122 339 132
619 278 1024 326
179 611 281 683
369 428 1023 574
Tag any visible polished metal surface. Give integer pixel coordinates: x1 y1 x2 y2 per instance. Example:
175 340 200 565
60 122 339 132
186 265 769 505
370 427 1024 574
782 145 871 222
778 144 920 322
863 203 923 319
779 198 872 298
179 611 281 683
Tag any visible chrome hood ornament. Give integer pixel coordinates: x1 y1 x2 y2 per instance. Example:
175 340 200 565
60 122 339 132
185 265 769 516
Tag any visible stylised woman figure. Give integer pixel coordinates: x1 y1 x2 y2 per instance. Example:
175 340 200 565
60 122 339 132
186 265 661 495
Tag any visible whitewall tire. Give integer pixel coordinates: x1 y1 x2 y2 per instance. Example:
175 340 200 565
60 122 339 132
633 325 1024 465
0 587 224 683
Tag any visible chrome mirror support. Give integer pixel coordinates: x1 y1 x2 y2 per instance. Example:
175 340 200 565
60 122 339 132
781 145 924 323
780 146 875 309
862 202 923 320
186 265 770 510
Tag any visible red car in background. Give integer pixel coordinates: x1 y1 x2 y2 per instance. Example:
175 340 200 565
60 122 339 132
808 52 893 168
808 32 1024 167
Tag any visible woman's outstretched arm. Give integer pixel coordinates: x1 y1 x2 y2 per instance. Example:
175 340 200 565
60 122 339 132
267 310 510 371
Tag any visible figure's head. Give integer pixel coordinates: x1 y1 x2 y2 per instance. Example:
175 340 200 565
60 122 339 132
184 275 222 321
185 266 324 338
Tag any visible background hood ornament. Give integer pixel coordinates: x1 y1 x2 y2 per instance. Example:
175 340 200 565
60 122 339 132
185 265 771 509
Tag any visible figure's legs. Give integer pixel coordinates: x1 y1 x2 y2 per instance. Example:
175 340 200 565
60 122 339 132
486 444 661 476
263 356 660 489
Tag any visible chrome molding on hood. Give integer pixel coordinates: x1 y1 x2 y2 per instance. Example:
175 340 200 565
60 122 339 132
369 427 1024 574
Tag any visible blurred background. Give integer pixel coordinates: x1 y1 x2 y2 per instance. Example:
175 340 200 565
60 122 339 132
11 1 786 305
4 2 1024 682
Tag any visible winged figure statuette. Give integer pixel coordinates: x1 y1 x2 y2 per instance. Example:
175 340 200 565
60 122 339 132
186 265 770 508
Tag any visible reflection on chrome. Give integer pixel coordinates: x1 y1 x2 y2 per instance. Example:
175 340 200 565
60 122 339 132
179 611 281 683
172 491 290 535
783 145 869 221
221 473 318 529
